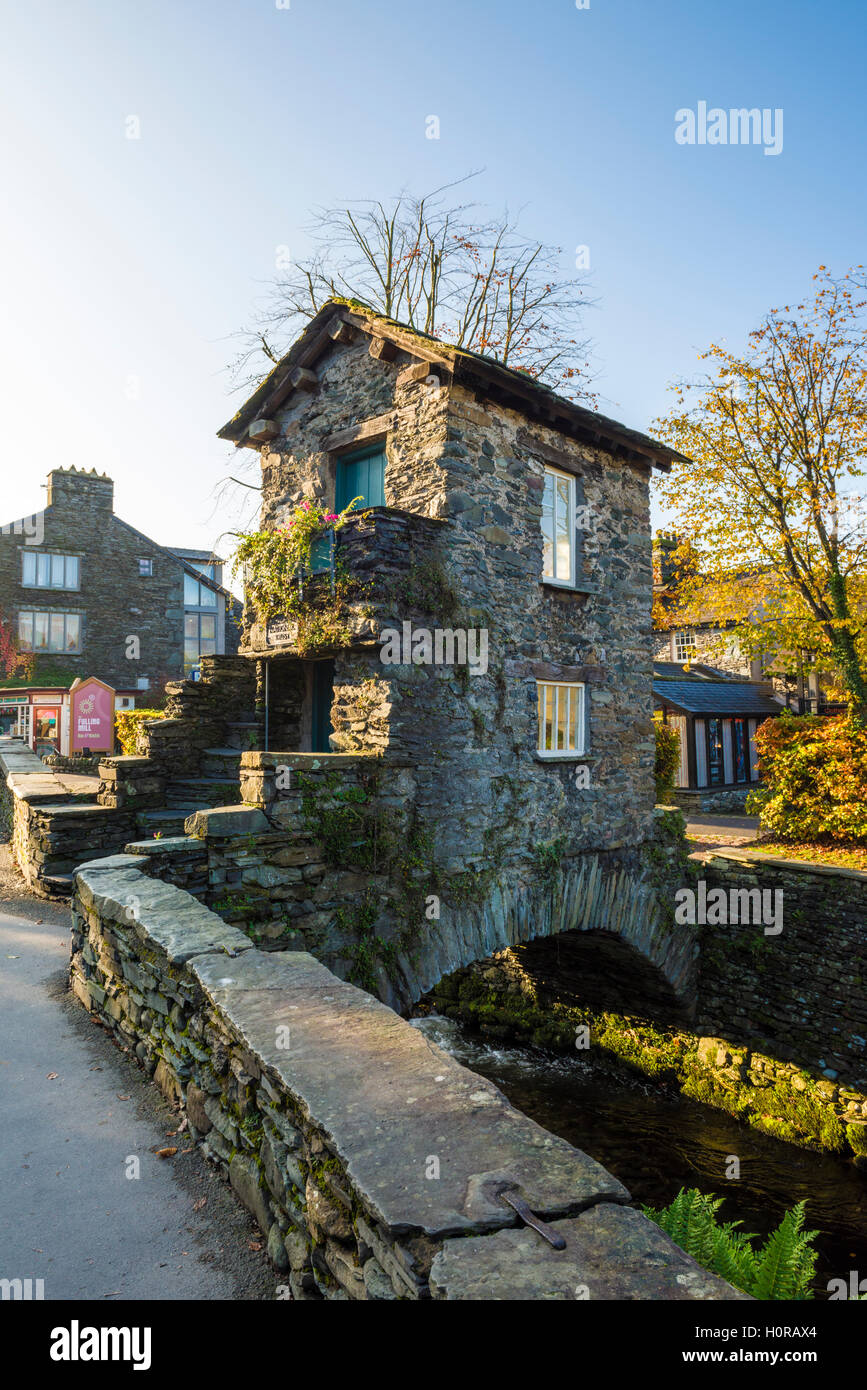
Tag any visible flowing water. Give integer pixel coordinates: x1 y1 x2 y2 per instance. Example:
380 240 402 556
411 1013 867 1297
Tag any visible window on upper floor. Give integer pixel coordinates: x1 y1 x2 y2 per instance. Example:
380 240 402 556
673 629 697 662
184 573 217 608
18 609 82 654
21 552 80 590
138 557 153 576
541 467 585 587
536 680 586 757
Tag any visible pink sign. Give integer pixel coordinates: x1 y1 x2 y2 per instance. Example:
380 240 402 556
70 677 115 753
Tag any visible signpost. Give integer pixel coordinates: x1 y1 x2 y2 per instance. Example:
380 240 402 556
69 676 115 754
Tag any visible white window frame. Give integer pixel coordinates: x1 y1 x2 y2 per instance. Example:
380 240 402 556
541 466 576 588
138 557 153 577
672 629 697 662
18 609 82 654
21 551 80 591
536 680 586 758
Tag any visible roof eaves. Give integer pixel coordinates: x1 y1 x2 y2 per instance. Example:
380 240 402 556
217 299 690 472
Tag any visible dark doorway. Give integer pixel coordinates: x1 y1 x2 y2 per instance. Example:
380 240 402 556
310 659 335 752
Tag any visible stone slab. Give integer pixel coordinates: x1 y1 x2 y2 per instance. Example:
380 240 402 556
185 806 270 838
75 864 253 964
124 837 206 857
429 1203 749 1300
190 950 629 1238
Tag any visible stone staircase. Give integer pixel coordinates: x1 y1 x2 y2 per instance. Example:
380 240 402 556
143 748 245 831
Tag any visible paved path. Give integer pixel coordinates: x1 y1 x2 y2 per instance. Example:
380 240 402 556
0 854 275 1301
685 813 760 849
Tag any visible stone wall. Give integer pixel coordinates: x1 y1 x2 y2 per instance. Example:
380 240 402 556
697 850 867 1088
673 785 754 815
0 737 136 895
68 854 744 1301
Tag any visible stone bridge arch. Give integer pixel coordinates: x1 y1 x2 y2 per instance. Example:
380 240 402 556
391 854 699 1020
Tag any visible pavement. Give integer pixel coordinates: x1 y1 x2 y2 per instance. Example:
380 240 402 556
684 813 760 850
0 846 276 1301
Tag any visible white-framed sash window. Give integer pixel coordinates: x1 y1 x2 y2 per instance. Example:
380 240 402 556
541 467 576 586
673 629 697 662
536 680 586 757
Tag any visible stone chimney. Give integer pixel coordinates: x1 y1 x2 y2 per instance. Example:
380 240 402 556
46 467 114 512
652 530 682 588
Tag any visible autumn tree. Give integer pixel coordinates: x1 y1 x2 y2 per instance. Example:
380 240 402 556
653 269 867 715
232 177 594 400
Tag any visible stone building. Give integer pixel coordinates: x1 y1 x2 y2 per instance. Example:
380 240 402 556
0 468 241 730
216 298 685 889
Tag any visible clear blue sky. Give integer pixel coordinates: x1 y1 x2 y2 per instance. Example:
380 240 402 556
1 0 864 578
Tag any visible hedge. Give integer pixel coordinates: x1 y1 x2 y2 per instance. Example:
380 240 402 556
654 717 681 801
746 711 867 843
114 709 166 756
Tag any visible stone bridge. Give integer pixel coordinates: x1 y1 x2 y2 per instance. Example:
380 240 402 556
67 853 743 1301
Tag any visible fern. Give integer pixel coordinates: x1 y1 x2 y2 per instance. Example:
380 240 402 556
643 1188 819 1300
749 1203 818 1301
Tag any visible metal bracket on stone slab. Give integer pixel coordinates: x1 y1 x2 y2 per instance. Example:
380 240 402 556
482 1180 567 1250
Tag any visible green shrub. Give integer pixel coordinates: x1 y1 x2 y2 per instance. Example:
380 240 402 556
746 711 867 842
644 1187 818 1299
654 717 681 801
115 708 167 756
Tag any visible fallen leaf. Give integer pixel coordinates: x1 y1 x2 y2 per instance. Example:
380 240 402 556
193 1196 207 1212
156 1147 178 1159
116 1094 130 1101
248 1241 263 1252
46 1072 58 1080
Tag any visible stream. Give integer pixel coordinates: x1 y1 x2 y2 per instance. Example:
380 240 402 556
411 1013 867 1297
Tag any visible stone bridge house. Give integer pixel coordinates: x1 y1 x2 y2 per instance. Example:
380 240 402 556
56 299 695 1014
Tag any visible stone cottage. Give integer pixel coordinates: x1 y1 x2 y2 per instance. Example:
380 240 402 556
209 299 687 997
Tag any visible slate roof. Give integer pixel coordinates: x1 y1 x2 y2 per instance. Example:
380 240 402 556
653 661 737 682
218 298 690 472
653 679 783 716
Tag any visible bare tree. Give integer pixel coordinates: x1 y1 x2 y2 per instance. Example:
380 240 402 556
231 176 595 401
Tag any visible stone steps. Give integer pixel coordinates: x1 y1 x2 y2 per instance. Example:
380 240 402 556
164 776 242 809
201 747 245 778
136 807 200 837
224 721 260 751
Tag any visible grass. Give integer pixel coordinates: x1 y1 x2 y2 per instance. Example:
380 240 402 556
746 838 867 873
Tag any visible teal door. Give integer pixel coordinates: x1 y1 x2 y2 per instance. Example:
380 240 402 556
311 660 335 753
336 445 386 512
